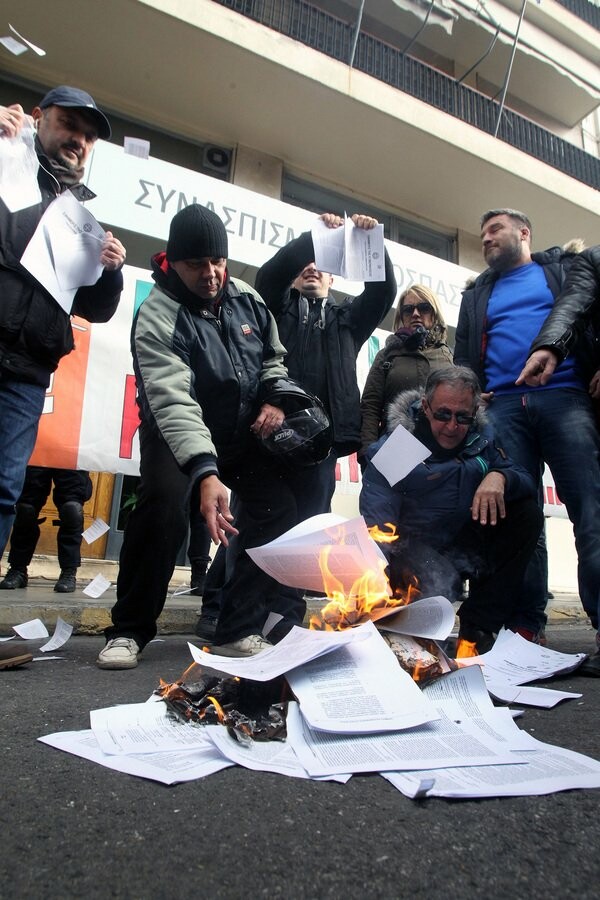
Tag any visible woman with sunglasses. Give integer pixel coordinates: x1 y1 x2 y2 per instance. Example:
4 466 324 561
359 285 453 465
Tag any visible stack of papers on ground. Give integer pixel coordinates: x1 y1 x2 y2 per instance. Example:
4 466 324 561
38 621 600 798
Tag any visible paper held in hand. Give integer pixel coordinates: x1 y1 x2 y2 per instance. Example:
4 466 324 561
311 214 386 282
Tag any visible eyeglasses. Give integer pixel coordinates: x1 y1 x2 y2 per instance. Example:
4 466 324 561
401 302 434 318
430 408 476 426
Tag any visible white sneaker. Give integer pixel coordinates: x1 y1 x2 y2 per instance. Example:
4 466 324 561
211 634 272 657
96 638 140 669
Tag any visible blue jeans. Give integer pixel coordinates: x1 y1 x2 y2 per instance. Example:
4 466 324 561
0 377 46 557
489 389 600 630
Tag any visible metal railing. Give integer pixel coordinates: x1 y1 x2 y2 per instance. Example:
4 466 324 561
555 0 600 30
214 0 600 191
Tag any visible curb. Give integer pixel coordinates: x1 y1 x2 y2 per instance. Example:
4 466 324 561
0 579 589 637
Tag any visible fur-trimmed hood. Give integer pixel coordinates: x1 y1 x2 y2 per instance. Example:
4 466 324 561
385 389 488 435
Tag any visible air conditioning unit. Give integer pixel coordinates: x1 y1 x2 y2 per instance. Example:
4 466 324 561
202 145 232 175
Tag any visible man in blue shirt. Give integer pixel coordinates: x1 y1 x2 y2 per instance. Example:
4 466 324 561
455 209 600 650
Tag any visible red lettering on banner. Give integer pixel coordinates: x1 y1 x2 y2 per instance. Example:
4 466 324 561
347 453 359 483
547 486 555 504
335 459 341 482
120 375 141 458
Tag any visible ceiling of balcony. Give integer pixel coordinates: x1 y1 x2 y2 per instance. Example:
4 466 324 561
0 0 598 250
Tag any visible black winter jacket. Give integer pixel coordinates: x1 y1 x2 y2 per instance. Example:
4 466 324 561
255 230 396 456
454 247 574 389
529 245 600 378
0 147 122 387
359 390 536 546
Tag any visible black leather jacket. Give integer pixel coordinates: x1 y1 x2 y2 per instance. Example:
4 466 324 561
0 147 122 387
530 245 600 378
454 247 574 389
255 230 396 456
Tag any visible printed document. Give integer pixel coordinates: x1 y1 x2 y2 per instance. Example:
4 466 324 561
21 190 106 312
286 621 438 733
188 623 371 682
371 595 456 640
39 730 232 786
311 214 386 282
246 514 389 595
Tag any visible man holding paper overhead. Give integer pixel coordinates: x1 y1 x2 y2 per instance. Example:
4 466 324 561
255 212 396 514
0 86 125 564
359 366 542 655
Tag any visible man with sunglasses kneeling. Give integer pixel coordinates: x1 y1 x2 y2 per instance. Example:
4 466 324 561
359 366 543 655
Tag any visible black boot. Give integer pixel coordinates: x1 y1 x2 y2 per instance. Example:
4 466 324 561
54 568 77 593
0 567 28 590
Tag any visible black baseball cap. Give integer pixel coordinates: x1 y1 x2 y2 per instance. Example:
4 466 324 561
39 86 111 140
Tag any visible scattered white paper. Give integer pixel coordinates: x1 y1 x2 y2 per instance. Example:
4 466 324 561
39 730 232 785
370 421 430 487
246 514 389 596
263 611 284 637
312 214 386 282
83 573 112 598
0 36 27 55
9 24 46 55
0 635 16 642
459 629 587 687
205 724 351 784
487 682 582 708
82 518 110 544
0 119 41 211
21 190 106 312
124 137 150 159
13 618 49 639
285 700 527 777
384 733 600 799
33 655 65 661
90 702 213 755
287 621 439 733
188 622 371 682
39 616 73 652
372 595 456 640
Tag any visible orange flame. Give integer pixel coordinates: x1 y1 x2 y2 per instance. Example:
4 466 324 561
309 525 419 631
205 695 227 723
367 523 399 544
455 638 479 659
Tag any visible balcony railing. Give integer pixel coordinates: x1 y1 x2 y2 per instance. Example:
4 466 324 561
555 0 600 30
214 0 600 191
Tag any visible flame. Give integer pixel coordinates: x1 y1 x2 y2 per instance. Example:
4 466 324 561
455 638 479 659
309 526 419 631
367 522 399 544
205 695 227 723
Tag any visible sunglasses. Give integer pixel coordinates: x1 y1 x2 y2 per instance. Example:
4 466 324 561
430 408 476 426
401 302 434 318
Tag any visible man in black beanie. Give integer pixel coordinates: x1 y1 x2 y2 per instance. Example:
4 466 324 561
98 203 309 667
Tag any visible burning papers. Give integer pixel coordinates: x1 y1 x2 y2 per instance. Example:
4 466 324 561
246 514 389 597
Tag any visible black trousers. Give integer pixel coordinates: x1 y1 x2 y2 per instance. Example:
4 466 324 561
388 497 543 634
199 452 339 632
107 423 306 649
8 466 92 570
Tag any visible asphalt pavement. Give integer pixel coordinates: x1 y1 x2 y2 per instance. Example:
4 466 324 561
1 623 599 900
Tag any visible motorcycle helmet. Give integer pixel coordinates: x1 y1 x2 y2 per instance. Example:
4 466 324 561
261 400 332 467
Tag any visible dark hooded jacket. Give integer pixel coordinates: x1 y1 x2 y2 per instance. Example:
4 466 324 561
359 389 536 547
255 229 396 456
0 143 122 387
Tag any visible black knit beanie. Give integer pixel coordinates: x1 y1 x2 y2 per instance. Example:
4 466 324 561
166 204 228 262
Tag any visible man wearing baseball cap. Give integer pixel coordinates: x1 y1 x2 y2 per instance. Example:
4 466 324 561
0 87 125 574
